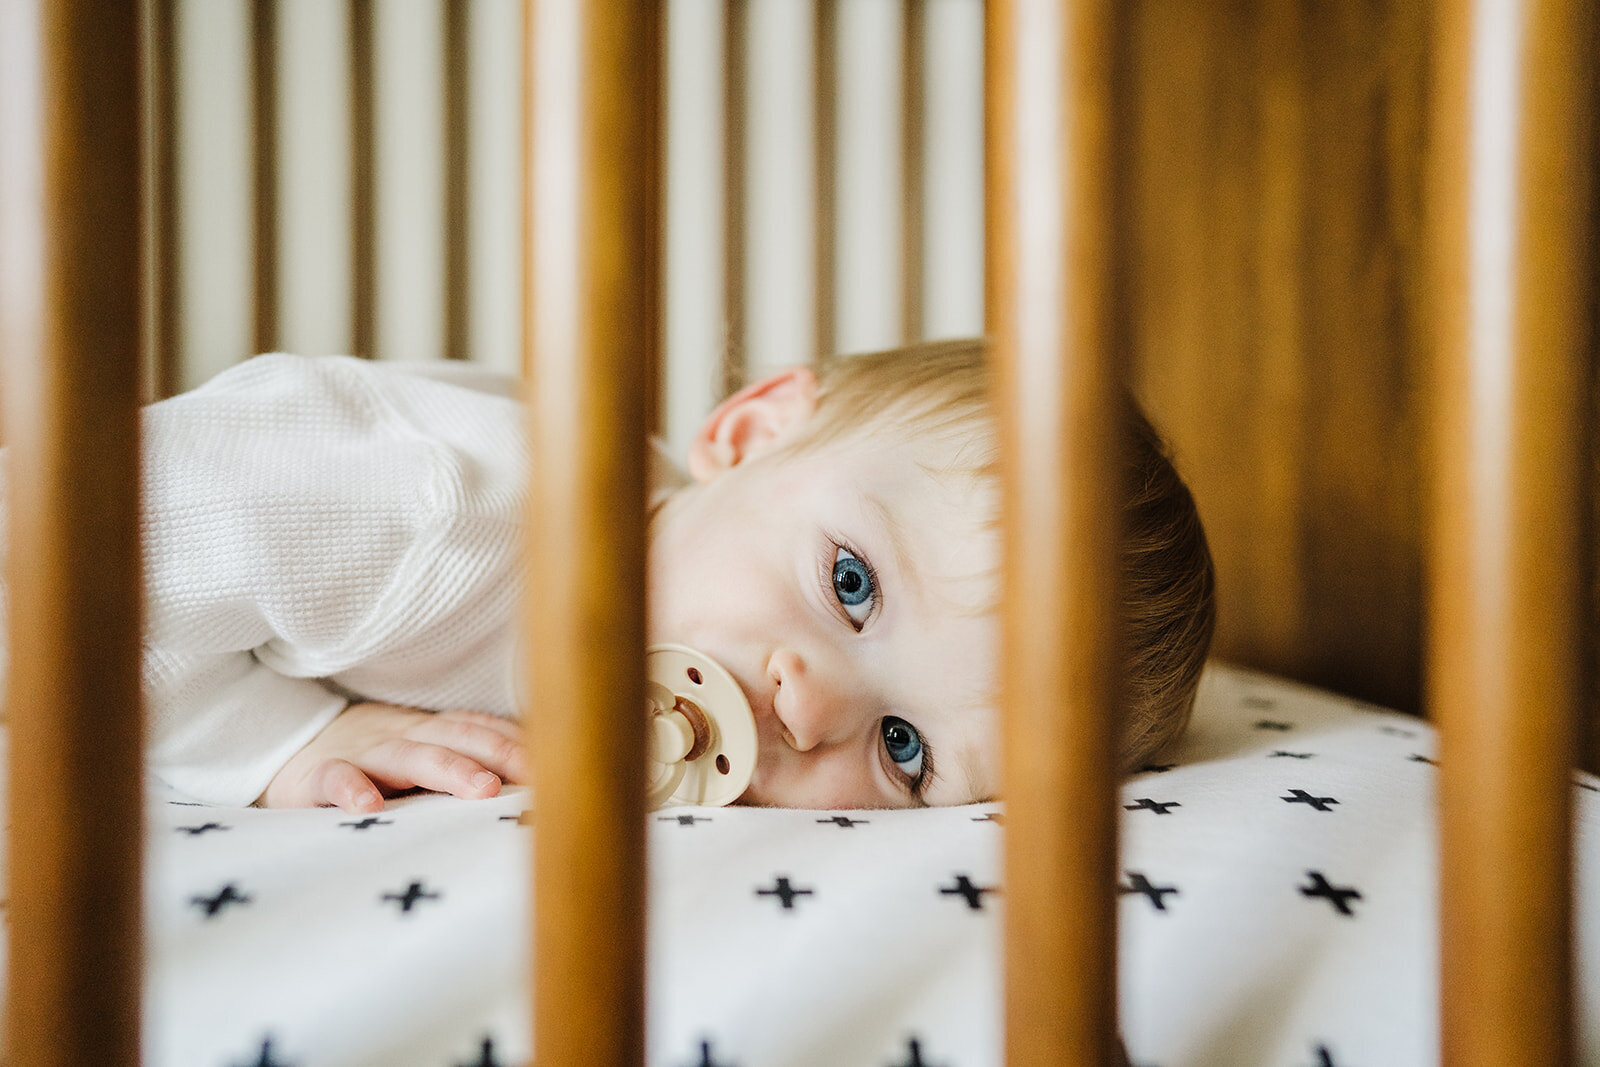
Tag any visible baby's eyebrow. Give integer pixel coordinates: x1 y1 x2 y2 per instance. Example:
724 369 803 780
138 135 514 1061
862 491 919 595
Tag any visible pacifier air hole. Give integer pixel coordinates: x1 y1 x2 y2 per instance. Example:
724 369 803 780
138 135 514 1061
716 754 730 775
687 667 702 684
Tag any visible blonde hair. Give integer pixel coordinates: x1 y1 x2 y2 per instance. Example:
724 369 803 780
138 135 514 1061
783 338 1215 772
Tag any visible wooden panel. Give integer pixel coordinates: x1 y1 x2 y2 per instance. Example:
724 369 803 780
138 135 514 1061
0 0 145 1062
987 0 1123 1063
1430 0 1595 1061
524 2 659 1065
1123 0 1431 717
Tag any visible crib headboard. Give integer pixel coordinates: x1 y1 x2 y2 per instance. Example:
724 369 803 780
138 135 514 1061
1118 1 1600 774
1126 3 1432 716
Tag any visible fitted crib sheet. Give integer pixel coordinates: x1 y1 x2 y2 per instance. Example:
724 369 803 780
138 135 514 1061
4 663 1599 1066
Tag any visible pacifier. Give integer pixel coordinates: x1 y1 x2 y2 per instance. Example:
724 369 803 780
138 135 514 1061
645 643 758 809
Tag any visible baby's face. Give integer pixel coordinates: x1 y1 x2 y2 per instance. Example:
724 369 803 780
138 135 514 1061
648 372 999 809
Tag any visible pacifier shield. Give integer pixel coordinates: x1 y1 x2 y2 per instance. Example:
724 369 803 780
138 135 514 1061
645 643 758 808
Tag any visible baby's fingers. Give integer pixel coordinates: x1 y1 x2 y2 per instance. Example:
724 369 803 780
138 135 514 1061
313 759 386 814
416 714 529 784
361 738 504 801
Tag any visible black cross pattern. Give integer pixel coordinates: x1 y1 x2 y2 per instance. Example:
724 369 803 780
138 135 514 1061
1306 1042 1340 1067
1282 788 1339 812
939 874 996 910
1576 778 1598 793
382 881 441 914
755 877 814 910
1243 695 1277 709
233 1036 292 1067
191 883 252 918
683 1039 735 1067
1300 871 1362 916
1410 753 1438 766
658 813 712 826
1124 797 1181 815
1119 872 1178 912
455 1035 505 1067
1269 751 1314 760
339 817 394 831
499 809 536 826
971 811 1004 824
818 815 869 828
1380 724 1418 738
892 1036 946 1067
167 800 205 806
176 822 230 835
1138 763 1177 774
1254 720 1293 731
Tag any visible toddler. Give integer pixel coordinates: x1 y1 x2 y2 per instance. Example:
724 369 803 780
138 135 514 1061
0 339 1214 812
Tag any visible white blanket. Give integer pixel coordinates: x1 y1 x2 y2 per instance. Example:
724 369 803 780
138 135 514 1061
11 663 1600 1065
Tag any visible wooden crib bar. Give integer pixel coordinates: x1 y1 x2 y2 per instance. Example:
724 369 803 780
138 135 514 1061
524 3 660 1065
1430 0 1595 1063
0 1 145 1062
988 1 1123 1063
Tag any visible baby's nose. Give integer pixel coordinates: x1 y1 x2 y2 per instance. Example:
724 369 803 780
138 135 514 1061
766 648 849 752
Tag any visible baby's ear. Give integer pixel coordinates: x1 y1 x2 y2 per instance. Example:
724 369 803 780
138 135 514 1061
687 367 819 481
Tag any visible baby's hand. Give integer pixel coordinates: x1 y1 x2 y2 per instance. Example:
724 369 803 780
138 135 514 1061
259 703 527 813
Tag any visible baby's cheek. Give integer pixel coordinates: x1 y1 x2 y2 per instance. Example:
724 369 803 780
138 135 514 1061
761 755 889 811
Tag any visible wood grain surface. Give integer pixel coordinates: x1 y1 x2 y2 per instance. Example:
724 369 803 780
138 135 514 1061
0 1 145 1062
1429 0 1594 1061
524 2 660 1065
1122 0 1435 724
988 0 1125 1062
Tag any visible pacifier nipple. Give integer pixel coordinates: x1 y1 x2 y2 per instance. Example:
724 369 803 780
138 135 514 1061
645 644 758 809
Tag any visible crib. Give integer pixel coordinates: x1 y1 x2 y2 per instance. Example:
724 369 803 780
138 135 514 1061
0 1 1595 1065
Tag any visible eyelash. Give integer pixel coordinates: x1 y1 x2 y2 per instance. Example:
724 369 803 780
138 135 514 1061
897 737 935 802
821 533 882 631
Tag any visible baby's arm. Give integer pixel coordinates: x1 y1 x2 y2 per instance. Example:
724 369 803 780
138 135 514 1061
140 354 527 806
260 704 527 812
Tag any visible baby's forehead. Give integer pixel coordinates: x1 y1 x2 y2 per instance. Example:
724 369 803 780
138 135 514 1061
821 434 999 605
812 422 991 499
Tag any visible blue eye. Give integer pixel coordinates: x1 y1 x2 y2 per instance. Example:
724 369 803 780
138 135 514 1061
831 547 876 626
881 716 924 779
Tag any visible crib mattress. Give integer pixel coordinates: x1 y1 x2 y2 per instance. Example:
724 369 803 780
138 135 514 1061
4 663 1598 1066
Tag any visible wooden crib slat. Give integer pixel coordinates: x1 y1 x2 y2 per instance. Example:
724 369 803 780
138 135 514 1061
898 0 923 346
1430 1 1595 1063
349 0 375 358
987 0 1123 1063
812 0 835 362
524 2 660 1065
0 1 145 1062
144 0 181 401
721 0 747 392
443 0 469 364
251 0 280 354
